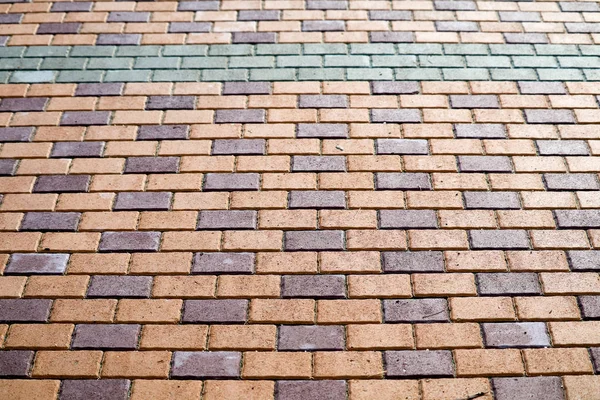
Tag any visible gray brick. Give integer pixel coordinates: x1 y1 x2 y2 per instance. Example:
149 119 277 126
87 276 153 298
51 142 104 158
146 96 195 110
124 157 179 173
278 326 344 350
519 81 566 94
107 12 149 22
464 192 521 209
592 348 600 372
0 97 47 112
114 192 172 211
299 95 347 108
204 173 260 191
307 0 348 9
61 111 110 126
0 351 34 377
492 377 564 400
238 10 280 21
470 230 530 249
192 252 255 274
99 232 161 252
578 296 600 319
0 13 22 23
525 109 575 124
382 251 444 273
537 140 589 156
560 2 600 11
380 210 437 229
169 22 211 33
75 83 123 97
37 22 81 34
568 251 600 271
0 159 17 176
436 21 478 32
385 351 454 377
215 109 265 123
434 0 475 10
371 109 421 123
292 156 346 172
505 33 548 44
5 254 69 275
376 139 429 155
97 34 141 46
566 23 600 33
555 210 600 228
384 299 449 322
178 1 219 11
197 210 257 230
222 82 271 95
477 272 541 295
297 124 348 139
171 352 241 378
51 2 92 11
282 275 345 298
483 322 550 348
459 154 511 171
285 231 344 251
0 127 33 142
450 95 499 109
288 191 346 209
302 20 345 31
72 324 141 349
369 10 412 20
455 124 506 139
212 139 265 155
137 125 188 140
370 32 414 43
544 173 600 190
276 381 346 400
34 175 90 193
376 173 431 190
21 212 80 231
183 300 248 323
0 299 52 322
60 380 130 400
233 32 276 44
499 12 541 22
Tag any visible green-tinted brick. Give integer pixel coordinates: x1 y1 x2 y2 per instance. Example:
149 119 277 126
0 58 41 70
0 72 9 83
24 46 70 58
397 44 443 55
56 70 103 83
277 56 322 68
153 70 200 82
134 57 180 69
395 68 442 80
202 69 248 81
490 69 536 80
0 47 25 58
298 68 344 81
324 55 369 67
489 44 535 55
443 68 489 81
583 70 600 81
209 45 253 56
70 46 115 57
350 43 395 54
10 71 56 83
558 56 600 68
512 56 557 68
40 58 86 70
229 56 274 68
304 44 347 55
115 46 161 57
419 55 465 68
105 70 151 82
537 68 584 81
466 56 511 68
372 55 418 68
444 44 489 55
162 45 207 56
257 44 301 55
535 44 579 56
347 68 393 80
250 68 296 81
580 45 600 56
87 58 134 70
181 57 228 69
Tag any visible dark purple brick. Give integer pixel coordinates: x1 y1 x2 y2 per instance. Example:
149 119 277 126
470 230 530 249
232 32 276 44
137 125 188 140
477 272 541 295
171 351 241 378
20 212 80 231
204 173 260 191
525 109 575 124
75 83 123 97
97 34 141 45
370 32 414 43
99 232 161 252
459 156 512 172
464 192 521 209
34 175 90 193
369 11 412 20
51 142 104 158
282 275 346 298
51 2 92 12
87 276 153 298
371 109 421 123
276 381 346 400
384 298 449 322
238 10 280 21
376 173 431 190
292 156 345 172
5 253 69 275
278 325 344 350
212 139 266 155
537 140 589 156
450 95 499 109
192 252 255 274
197 210 257 230
72 324 141 349
385 350 454 377
578 296 600 319
124 157 179 173
299 95 348 108
555 210 600 228
0 299 52 322
492 377 564 400
483 322 550 348
114 192 172 211
222 82 271 95
434 0 476 10
544 173 600 191
107 12 150 22
37 22 81 34
591 348 600 372
178 1 219 11
0 351 34 377
146 96 195 110
169 22 211 33
519 82 566 95
215 109 265 123
0 127 33 142
307 0 347 9
0 13 22 23
376 139 428 155
0 97 47 112
382 251 444 272
302 20 345 31
60 111 110 126
568 251 600 271
60 380 130 400
0 159 17 175
380 210 437 229
455 124 506 139
284 231 344 251
289 191 346 209
183 299 248 323
297 124 348 139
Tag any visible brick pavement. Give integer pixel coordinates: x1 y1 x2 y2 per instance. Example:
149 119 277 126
1 0 600 399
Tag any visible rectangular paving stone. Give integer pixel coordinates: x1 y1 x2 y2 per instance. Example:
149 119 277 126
192 252 255 274
222 82 271 95
476 273 541 295
537 140 589 156
505 33 548 44
75 83 123 96
233 32 276 44
5 253 69 275
371 109 421 123
292 156 346 172
183 300 248 323
371 32 414 43
146 96 195 110
299 95 348 108
555 210 600 228
376 173 432 190
0 14 22 23
114 192 172 211
169 22 211 33
382 252 444 273
87 276 153 298
544 174 600 190
459 156 512 173
276 381 346 400
51 2 92 11
51 142 104 158
172 352 241 378
0 299 52 322
285 231 344 251
212 139 266 155
385 351 454 377
124 157 179 174
464 192 520 209
369 10 412 20
34 175 90 193
568 251 600 271
60 381 130 400
455 124 506 139
0 97 47 112
302 21 345 31
282 275 346 298
215 110 265 123
21 212 80 231
60 111 110 126
297 124 348 139
436 21 478 32
470 230 530 249
238 10 280 21
204 173 260 191
0 127 34 142
137 125 188 140
492 377 564 400
307 0 348 9
376 139 428 155
578 296 600 319
450 95 499 109
278 326 344 350
526 110 575 125
197 210 257 230
380 210 438 229
99 232 161 252
371 81 420 94
384 299 449 322
178 1 219 10
97 34 141 46
37 22 81 34
72 325 141 349
483 323 550 348
0 159 17 175
519 82 566 94
288 191 346 209
108 12 149 22
0 351 34 377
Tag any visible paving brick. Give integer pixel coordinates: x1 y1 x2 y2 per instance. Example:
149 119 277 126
60 111 111 126
183 300 247 323
276 381 346 400
288 191 346 209
525 110 575 124
578 296 600 319
382 251 444 272
170 22 211 33
371 32 415 43
278 325 344 351
146 96 195 110
0 159 17 176
192 252 254 274
459 156 512 172
518 82 566 95
568 251 600 271
380 210 438 229
492 377 564 400
376 139 428 155
284 231 344 251
97 34 141 46
215 110 265 124
464 192 520 209
544 173 600 190
99 232 161 252
60 380 130 400
282 275 345 298
0 97 47 112
5 253 69 275
297 124 348 139
0 127 34 142
75 83 123 97
537 140 589 156
303 21 345 32
87 276 153 298
197 210 257 230
51 142 104 158
212 139 266 155
376 173 432 190
124 157 179 174
477 273 541 295
137 125 188 141
204 173 260 191
299 95 348 109
292 156 346 172
451 95 499 109
482 322 550 348
20 212 80 231
34 175 90 193
0 351 34 377
0 299 51 322
555 210 600 228
384 299 449 322
72 325 141 349
114 192 172 211
371 109 422 123
385 351 454 377
470 230 530 249
171 352 241 378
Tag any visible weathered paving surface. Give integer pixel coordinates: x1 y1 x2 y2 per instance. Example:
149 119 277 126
1 0 600 399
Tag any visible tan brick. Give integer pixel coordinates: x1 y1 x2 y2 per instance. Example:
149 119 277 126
524 348 593 375
407 191 464 209
319 172 374 190
0 232 40 252
454 349 524 377
450 297 516 321
507 250 569 271
319 210 377 229
68 253 130 274
40 232 100 252
56 193 116 211
515 296 580 321
346 230 407 250
347 324 413 350
79 211 139 231
413 273 477 296
243 352 311 378
409 230 469 250
256 252 317 274
138 211 197 230
161 231 221 251
563 376 600 400
314 351 383 378
439 210 496 229
147 174 203 191
258 210 316 230
5 324 73 349
349 380 420 400
541 272 600 294
152 276 216 298
2 194 57 211
173 192 229 210
0 380 60 400
348 191 404 209
23 276 89 298
489 174 545 190
422 378 492 400
521 191 577 209
320 251 380 273
317 300 381 324
131 380 203 400
350 123 401 138
497 210 555 228
50 299 116 323
531 230 589 249
415 323 483 349
102 351 171 378
140 325 208 350
130 252 192 275
209 325 276 350
432 173 488 190
217 275 280 298
0 276 26 297
230 191 287 209
348 275 411 298
33 351 102 378
249 299 315 324
203 381 273 400
262 172 316 190
116 299 182 323
222 231 283 251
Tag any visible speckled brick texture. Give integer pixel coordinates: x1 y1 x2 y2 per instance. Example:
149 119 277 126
0 0 600 398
